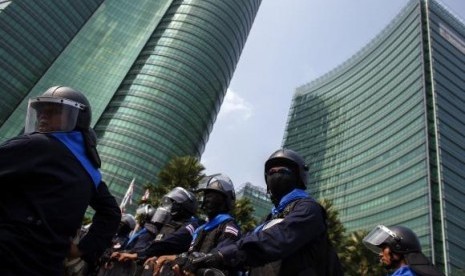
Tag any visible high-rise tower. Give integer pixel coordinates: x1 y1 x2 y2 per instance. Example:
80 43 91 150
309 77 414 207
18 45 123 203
283 0 465 273
0 0 261 207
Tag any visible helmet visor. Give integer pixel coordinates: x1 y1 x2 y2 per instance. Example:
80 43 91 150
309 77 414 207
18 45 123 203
166 187 194 204
136 204 153 216
151 198 173 225
25 97 84 133
363 225 397 253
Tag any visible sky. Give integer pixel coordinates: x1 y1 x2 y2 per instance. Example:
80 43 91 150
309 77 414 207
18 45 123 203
200 0 465 191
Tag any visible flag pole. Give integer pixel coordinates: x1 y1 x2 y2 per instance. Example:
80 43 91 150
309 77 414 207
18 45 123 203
120 177 135 212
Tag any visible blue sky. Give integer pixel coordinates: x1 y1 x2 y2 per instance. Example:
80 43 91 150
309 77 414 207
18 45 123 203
201 0 465 190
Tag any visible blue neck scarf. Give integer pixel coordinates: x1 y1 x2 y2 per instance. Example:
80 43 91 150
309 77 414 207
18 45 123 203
51 131 101 188
254 189 310 233
271 188 309 215
191 213 232 242
126 227 147 247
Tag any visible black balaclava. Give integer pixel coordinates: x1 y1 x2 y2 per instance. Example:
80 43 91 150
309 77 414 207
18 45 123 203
117 223 132 237
171 202 190 221
202 190 227 220
266 168 299 206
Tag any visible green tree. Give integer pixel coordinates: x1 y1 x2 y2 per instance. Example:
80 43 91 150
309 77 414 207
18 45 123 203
318 198 346 253
341 230 384 276
141 155 205 207
231 197 257 233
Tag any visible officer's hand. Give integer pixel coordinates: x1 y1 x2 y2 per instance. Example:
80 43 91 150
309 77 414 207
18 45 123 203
118 252 137 262
173 252 190 270
144 256 157 266
110 251 121 260
68 243 82 260
153 254 176 276
191 251 223 268
172 264 195 276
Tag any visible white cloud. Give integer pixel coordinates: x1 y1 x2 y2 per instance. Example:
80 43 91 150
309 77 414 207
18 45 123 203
217 88 253 120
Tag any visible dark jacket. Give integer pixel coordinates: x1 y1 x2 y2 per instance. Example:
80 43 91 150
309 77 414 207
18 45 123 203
138 218 200 258
190 215 241 276
0 133 121 275
123 226 158 254
219 198 327 276
190 219 240 254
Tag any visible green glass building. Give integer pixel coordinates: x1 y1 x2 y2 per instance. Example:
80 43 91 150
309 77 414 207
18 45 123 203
237 182 273 222
283 0 465 273
0 0 261 208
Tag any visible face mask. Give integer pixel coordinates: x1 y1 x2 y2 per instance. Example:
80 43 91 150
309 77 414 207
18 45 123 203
202 191 226 218
266 173 297 204
170 202 186 220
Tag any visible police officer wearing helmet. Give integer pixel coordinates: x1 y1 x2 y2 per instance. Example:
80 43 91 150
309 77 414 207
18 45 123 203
363 225 444 276
153 174 241 275
113 187 201 264
113 214 137 250
0 86 121 275
123 204 157 252
190 148 337 276
150 186 199 230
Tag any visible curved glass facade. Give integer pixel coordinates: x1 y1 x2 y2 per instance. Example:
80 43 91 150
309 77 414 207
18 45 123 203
0 0 261 213
95 0 261 200
0 0 104 137
283 0 465 272
427 0 465 272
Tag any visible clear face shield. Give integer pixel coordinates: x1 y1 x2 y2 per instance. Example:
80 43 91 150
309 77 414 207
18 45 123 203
151 197 173 225
363 225 398 253
24 97 85 134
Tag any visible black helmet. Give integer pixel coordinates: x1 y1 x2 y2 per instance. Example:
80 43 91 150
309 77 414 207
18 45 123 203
25 86 102 167
264 148 309 188
136 204 155 224
151 187 198 225
41 86 91 130
25 86 91 133
363 225 421 254
165 187 198 215
121 214 136 230
197 174 236 211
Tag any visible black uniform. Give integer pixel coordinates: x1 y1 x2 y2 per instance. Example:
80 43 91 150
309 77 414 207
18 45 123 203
189 214 241 275
219 197 327 276
138 218 200 259
0 133 121 275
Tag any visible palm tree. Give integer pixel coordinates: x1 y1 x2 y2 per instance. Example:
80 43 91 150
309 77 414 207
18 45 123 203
141 155 205 207
231 197 257 233
341 230 384 276
318 198 346 253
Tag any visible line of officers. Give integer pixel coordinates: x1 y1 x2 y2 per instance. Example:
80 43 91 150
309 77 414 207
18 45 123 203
0 86 445 276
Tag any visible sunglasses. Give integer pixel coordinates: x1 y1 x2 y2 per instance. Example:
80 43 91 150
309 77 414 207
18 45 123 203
267 167 293 176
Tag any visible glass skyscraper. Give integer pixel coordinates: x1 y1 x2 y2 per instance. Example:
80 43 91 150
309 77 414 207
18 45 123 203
237 182 273 222
283 0 465 273
0 0 261 208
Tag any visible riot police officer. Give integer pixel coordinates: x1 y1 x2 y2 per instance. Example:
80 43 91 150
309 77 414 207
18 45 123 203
113 214 137 250
191 149 340 275
153 174 241 276
363 225 443 276
0 86 121 275
113 187 200 262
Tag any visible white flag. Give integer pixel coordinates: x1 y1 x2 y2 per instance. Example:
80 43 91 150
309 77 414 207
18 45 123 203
120 178 135 211
141 188 150 201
